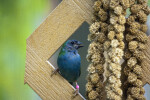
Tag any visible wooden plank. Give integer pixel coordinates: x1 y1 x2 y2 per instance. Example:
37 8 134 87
27 0 85 61
26 0 94 62
72 0 94 24
25 45 84 100
142 36 150 85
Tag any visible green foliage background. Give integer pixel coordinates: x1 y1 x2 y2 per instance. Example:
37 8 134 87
0 0 51 99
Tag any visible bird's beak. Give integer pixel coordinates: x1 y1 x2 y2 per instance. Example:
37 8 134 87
78 45 84 48
77 44 84 49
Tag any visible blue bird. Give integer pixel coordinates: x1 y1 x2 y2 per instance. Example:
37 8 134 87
51 40 83 96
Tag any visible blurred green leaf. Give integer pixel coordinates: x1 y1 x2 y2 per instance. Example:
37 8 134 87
0 0 50 100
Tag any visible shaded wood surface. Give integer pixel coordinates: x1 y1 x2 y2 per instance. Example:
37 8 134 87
142 36 150 85
24 0 150 99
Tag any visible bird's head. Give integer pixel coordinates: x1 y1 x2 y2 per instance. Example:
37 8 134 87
65 40 84 50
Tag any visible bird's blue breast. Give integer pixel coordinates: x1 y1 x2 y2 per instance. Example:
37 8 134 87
57 51 81 82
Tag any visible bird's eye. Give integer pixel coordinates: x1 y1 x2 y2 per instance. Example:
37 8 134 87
71 41 74 44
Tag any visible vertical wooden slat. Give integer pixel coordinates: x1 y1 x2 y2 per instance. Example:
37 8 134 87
142 36 150 85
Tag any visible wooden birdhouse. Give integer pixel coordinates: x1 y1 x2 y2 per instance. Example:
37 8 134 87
24 0 150 99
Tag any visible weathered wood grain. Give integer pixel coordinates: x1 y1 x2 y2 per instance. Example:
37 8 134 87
27 0 85 61
25 0 150 99
142 36 150 85
25 45 84 100
25 0 94 99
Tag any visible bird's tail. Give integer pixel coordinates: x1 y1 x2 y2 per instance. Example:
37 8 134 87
69 82 73 85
